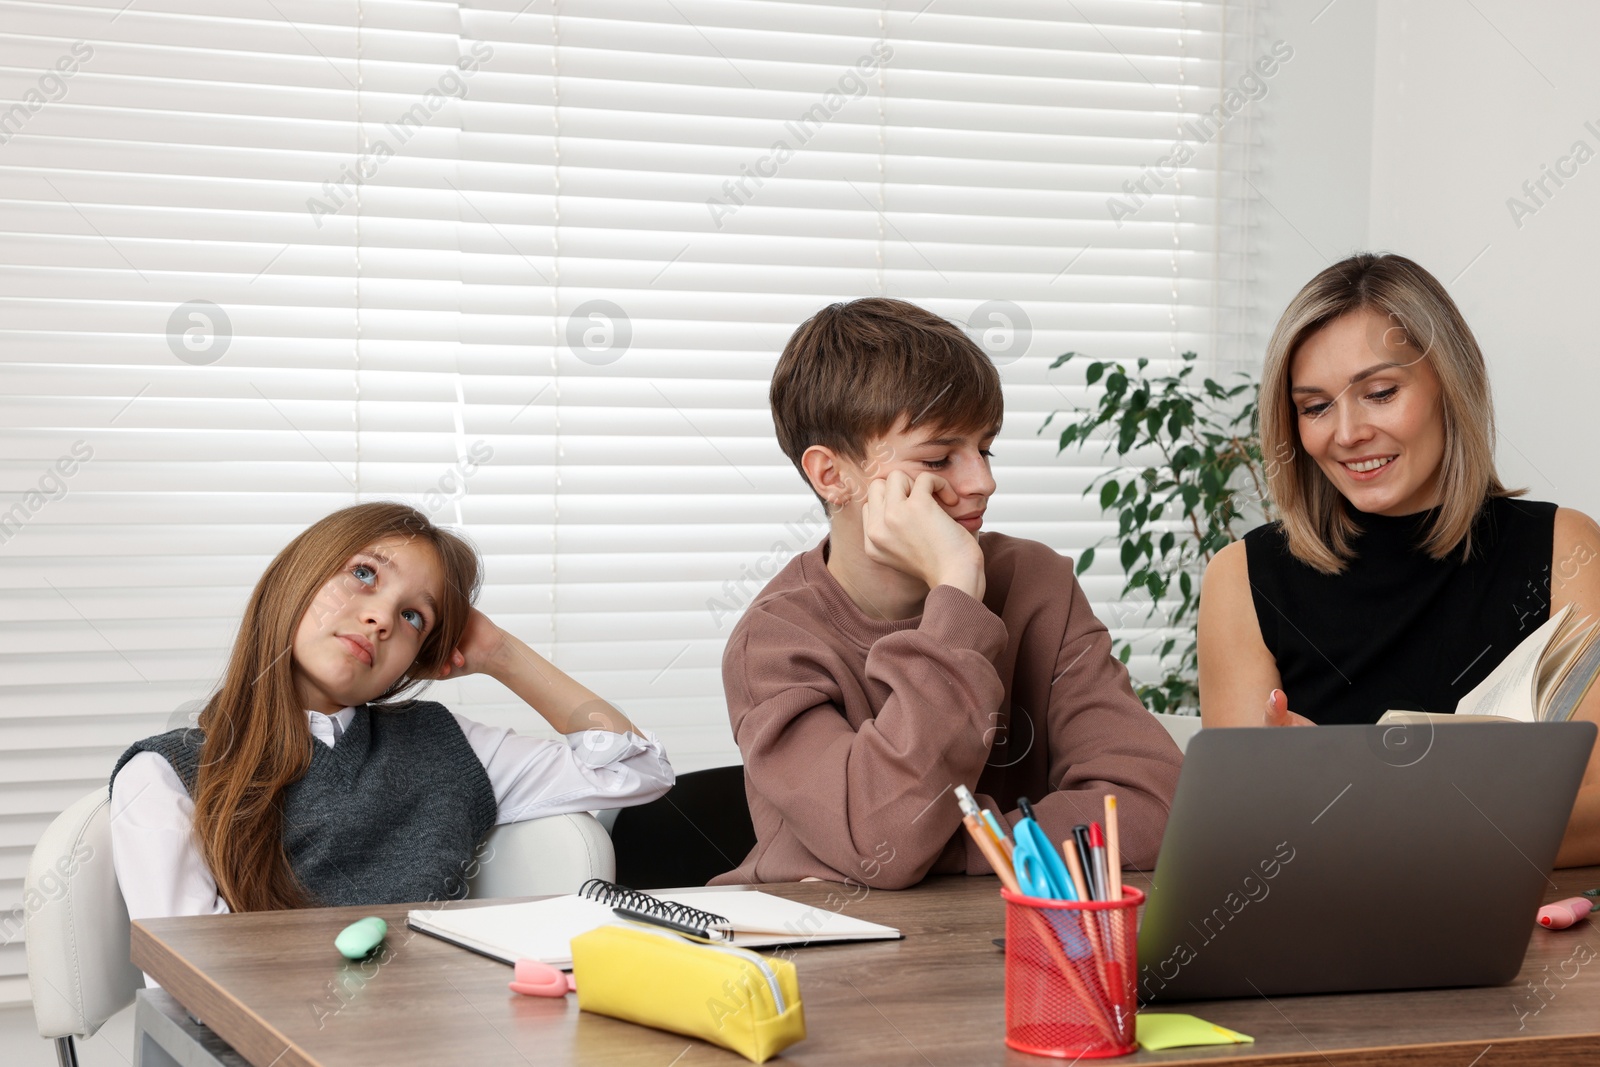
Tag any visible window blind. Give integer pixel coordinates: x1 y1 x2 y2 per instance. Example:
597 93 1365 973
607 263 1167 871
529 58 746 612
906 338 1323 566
0 0 1259 1001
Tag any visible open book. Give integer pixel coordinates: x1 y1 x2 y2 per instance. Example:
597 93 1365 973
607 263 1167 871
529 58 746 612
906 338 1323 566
408 882 902 968
1379 603 1600 726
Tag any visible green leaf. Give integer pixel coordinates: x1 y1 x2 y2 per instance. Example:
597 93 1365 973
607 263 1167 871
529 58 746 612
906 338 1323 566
1042 342 1267 713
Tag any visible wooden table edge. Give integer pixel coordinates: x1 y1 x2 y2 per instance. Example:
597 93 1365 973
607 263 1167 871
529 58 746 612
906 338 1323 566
133 919 316 1067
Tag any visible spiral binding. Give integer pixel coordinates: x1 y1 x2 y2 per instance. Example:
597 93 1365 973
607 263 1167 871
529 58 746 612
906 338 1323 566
578 878 731 929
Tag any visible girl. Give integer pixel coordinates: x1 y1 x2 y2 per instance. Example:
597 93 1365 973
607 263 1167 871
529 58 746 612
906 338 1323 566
1197 252 1600 865
109 502 674 923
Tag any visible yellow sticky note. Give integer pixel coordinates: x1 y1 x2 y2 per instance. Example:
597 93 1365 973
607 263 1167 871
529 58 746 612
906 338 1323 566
1136 1013 1255 1051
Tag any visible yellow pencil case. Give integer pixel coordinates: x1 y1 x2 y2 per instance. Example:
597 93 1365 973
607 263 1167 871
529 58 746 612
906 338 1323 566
570 924 806 1063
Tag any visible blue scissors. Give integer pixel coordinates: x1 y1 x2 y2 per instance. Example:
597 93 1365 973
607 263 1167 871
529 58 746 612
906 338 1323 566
1010 799 1095 964
1011 798 1077 901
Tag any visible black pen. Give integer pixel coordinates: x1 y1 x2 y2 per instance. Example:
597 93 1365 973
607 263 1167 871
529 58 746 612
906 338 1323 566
614 907 728 942
1071 824 1097 901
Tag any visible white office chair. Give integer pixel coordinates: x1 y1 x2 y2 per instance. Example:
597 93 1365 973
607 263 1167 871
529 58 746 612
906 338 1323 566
1151 711 1203 753
25 790 140 1067
24 790 615 1067
465 809 616 898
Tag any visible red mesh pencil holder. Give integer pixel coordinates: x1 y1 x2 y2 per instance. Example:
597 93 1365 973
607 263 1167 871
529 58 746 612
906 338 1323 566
1001 886 1144 1059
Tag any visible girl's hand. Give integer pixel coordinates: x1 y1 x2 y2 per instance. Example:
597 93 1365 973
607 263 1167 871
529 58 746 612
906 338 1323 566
1265 688 1315 727
432 607 507 679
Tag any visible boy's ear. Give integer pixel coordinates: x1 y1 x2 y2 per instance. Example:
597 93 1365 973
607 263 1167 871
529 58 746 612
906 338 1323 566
801 445 855 510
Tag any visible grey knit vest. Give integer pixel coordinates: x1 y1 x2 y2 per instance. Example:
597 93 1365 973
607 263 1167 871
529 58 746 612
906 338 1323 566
109 701 498 908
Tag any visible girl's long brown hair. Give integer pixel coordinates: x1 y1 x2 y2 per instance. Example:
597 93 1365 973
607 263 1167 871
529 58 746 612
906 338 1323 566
192 503 480 912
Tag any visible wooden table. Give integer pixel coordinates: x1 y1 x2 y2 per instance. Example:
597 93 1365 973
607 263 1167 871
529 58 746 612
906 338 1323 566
132 869 1600 1066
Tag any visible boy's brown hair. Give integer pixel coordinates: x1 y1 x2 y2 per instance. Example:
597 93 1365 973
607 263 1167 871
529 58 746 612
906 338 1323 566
770 298 1004 495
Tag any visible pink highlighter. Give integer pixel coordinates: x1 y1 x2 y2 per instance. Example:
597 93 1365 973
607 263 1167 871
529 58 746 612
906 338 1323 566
1536 897 1597 930
508 958 577 997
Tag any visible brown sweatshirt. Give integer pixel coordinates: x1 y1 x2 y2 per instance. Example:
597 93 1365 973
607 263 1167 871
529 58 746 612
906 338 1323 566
711 532 1183 889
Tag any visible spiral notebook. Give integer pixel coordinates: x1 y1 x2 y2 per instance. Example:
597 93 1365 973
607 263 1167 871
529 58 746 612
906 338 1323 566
408 879 901 968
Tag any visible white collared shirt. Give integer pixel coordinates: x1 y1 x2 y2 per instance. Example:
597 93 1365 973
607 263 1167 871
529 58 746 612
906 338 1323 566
109 707 674 928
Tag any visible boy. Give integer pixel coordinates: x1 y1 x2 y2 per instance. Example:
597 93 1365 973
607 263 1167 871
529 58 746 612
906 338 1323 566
711 298 1182 889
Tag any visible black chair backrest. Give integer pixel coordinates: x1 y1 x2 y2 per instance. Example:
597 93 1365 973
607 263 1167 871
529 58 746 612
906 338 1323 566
610 765 756 889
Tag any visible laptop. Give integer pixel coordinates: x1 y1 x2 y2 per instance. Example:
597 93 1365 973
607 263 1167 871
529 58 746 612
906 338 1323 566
1137 721 1596 1002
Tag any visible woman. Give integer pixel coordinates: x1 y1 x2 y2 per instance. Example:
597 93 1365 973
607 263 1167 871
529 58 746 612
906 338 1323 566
1197 253 1600 866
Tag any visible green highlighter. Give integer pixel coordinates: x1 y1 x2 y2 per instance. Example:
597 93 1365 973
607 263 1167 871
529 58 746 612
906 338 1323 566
335 917 387 960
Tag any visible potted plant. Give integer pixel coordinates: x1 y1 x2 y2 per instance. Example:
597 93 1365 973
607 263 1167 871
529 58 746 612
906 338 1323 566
1043 351 1285 713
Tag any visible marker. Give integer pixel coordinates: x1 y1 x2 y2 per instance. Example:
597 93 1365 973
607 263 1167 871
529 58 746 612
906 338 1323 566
1089 822 1110 904
1072 825 1097 901
509 958 576 997
1538 897 1597 930
334 916 387 960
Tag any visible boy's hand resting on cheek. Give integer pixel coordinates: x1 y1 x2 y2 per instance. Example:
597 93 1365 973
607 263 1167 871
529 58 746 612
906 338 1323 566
862 470 986 602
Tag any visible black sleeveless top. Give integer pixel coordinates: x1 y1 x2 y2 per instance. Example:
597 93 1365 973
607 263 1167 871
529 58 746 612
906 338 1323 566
1243 497 1557 725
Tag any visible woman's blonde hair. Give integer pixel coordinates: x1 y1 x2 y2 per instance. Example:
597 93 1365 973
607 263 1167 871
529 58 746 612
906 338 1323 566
1260 253 1520 574
194 502 480 911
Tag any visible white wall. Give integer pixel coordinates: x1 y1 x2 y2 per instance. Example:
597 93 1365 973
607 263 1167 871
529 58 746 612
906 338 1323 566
1368 0 1600 518
1243 0 1377 372
1257 0 1599 517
